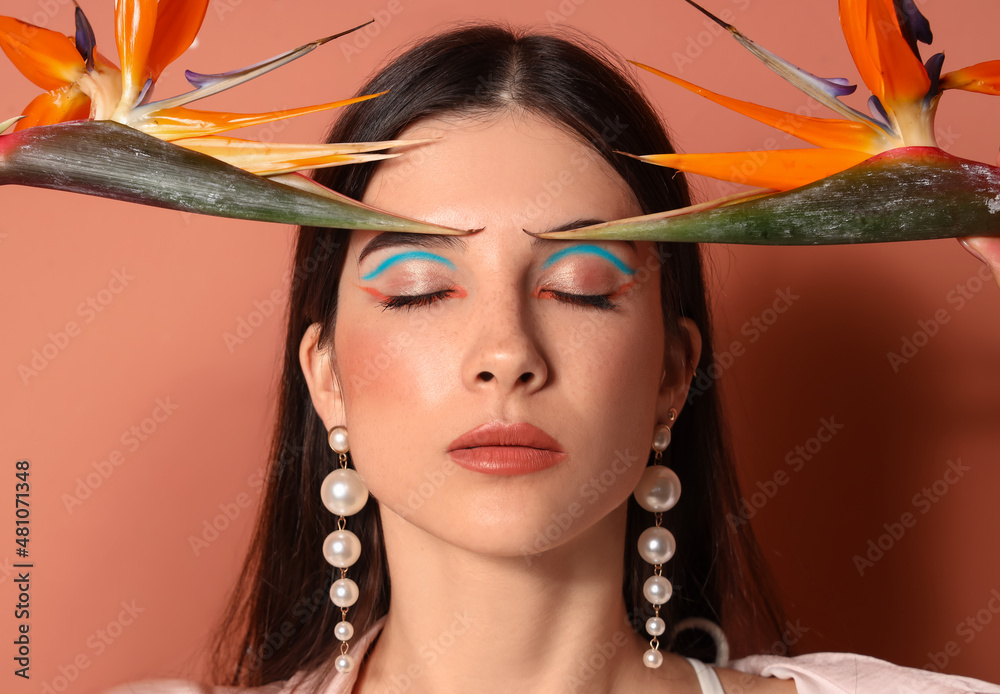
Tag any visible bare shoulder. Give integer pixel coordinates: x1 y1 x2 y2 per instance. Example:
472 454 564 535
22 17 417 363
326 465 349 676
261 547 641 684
101 681 214 694
714 666 798 694
101 679 283 694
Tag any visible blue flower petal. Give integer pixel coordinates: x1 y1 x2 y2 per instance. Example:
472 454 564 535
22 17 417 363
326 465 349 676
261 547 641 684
814 75 857 98
136 78 154 107
923 52 945 106
867 96 892 129
185 56 275 89
74 6 97 71
894 0 933 58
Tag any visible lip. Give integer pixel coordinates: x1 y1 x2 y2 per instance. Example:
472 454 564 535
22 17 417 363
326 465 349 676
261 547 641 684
448 422 566 475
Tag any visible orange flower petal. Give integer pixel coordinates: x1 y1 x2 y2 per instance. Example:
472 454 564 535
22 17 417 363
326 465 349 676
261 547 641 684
839 0 884 98
0 15 85 90
147 0 210 81
171 136 398 175
15 86 91 130
631 61 885 153
864 0 929 105
941 60 1000 96
137 92 385 140
114 0 158 110
636 148 872 191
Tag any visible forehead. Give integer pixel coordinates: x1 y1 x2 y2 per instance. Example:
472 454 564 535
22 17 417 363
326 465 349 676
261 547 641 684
357 111 641 237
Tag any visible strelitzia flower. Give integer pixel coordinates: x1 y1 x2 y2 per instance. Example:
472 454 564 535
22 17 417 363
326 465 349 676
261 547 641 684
0 0 465 234
534 0 1000 245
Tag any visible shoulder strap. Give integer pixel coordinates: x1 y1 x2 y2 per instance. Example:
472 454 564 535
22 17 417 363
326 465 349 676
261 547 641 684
684 657 726 694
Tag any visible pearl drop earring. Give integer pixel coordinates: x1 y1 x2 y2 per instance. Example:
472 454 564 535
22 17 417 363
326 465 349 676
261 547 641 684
321 425 369 674
632 408 681 669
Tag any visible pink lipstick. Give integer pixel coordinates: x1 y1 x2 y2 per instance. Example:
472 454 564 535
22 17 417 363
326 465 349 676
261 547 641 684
447 422 566 475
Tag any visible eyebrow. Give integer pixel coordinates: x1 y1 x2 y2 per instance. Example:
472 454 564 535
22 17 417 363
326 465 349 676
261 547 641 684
357 220 636 265
358 232 465 265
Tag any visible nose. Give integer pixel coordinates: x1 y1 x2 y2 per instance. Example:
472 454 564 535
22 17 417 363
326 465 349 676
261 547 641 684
462 286 549 395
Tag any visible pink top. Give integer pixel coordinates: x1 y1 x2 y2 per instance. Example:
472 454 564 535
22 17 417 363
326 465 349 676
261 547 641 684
104 617 1000 694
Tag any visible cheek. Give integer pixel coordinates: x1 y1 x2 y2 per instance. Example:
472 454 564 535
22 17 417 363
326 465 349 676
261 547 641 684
337 305 460 409
544 300 665 494
552 300 664 412
333 306 461 492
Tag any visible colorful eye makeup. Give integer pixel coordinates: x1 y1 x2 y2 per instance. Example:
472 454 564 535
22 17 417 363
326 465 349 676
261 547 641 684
360 250 456 282
358 242 636 312
539 244 635 275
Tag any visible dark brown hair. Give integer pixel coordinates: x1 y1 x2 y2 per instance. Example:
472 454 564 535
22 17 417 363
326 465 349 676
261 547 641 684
208 23 789 691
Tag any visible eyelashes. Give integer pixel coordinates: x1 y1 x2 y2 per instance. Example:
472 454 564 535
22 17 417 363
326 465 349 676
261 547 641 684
377 289 455 311
376 288 621 312
540 289 621 311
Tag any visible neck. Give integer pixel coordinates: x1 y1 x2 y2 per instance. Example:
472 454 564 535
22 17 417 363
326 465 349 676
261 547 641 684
353 502 693 694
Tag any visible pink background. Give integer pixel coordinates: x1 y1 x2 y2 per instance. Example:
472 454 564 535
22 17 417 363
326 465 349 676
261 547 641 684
2 0 999 691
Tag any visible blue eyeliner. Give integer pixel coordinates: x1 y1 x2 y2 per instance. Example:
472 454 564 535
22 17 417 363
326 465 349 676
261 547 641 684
361 251 456 281
540 245 635 274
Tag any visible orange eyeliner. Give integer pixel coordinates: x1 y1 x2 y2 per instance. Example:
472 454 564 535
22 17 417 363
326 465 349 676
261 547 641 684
607 281 635 300
357 284 390 302
356 284 468 301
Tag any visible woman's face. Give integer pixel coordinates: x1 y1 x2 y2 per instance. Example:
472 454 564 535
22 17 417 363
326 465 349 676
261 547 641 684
303 110 699 557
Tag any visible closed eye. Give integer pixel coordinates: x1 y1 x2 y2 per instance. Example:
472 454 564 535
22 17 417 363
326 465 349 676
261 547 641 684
377 289 621 312
537 289 620 311
377 289 456 311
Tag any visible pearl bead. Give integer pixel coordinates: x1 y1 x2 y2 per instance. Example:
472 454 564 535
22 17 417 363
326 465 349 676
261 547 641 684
321 468 369 516
328 426 349 454
638 526 676 565
334 620 355 641
643 648 663 668
334 653 355 673
652 424 672 452
646 617 665 636
330 578 359 607
633 465 681 513
323 530 361 568
643 575 673 605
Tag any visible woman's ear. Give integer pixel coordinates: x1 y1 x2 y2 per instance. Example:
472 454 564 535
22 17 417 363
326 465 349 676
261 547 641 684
657 317 702 423
299 322 346 430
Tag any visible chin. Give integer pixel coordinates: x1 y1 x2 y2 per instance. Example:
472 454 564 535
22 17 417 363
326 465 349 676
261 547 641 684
381 479 628 562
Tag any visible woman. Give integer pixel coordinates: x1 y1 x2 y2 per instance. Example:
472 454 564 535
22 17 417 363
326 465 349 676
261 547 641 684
105 23 1000 694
